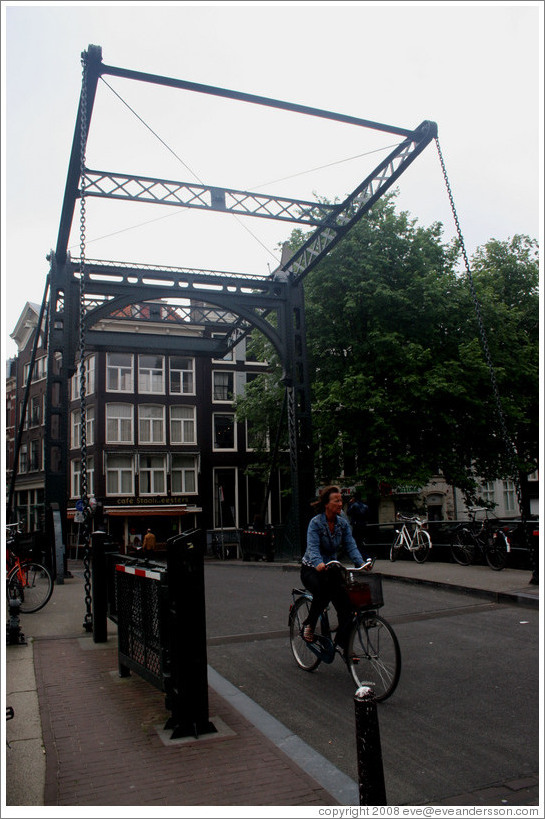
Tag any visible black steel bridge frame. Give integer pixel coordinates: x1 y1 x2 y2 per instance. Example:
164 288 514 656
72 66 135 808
40 44 437 554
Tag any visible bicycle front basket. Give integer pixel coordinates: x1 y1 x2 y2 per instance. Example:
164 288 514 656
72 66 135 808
346 571 383 609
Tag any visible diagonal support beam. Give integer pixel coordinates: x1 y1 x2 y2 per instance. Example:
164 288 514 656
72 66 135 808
280 120 438 284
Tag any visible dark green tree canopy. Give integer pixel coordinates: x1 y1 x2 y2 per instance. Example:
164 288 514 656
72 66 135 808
237 193 538 504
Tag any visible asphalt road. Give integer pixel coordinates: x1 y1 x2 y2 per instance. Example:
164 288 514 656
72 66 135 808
203 563 540 806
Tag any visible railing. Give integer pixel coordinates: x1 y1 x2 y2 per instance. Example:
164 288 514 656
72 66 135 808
91 529 217 739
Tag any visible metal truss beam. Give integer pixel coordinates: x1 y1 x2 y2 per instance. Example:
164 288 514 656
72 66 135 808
83 170 337 226
279 120 438 284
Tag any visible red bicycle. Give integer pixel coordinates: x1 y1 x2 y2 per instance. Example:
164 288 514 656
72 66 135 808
6 524 53 613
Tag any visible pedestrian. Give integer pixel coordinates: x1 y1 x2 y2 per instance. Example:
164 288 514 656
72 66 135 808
300 485 373 656
347 491 374 562
143 528 156 551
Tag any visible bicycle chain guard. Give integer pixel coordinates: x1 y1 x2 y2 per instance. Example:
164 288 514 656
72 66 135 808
306 634 336 664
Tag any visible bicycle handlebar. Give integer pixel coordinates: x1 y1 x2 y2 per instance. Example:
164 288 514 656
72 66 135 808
396 513 426 524
324 560 369 573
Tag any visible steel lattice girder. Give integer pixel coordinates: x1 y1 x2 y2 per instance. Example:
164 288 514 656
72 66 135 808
46 44 437 554
82 170 338 226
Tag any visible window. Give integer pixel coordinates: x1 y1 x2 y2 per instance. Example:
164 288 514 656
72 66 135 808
138 355 165 393
171 455 197 493
138 405 165 444
24 356 47 384
71 356 96 400
107 353 134 392
30 440 40 471
213 371 235 402
169 357 195 394
106 455 134 495
30 396 41 427
170 406 196 444
212 333 233 362
71 457 95 498
19 445 28 473
479 481 496 506
106 404 133 443
213 413 236 450
502 480 516 512
139 454 166 494
71 406 95 448
246 419 269 452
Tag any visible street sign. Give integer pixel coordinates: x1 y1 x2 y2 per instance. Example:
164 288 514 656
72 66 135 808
75 500 84 512
74 511 85 523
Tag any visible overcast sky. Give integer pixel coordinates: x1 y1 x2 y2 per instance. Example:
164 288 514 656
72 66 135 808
2 1 543 360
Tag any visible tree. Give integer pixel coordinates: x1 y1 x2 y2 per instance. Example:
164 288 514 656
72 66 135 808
237 192 539 508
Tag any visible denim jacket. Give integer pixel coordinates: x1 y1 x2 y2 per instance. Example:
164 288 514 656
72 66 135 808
302 512 364 568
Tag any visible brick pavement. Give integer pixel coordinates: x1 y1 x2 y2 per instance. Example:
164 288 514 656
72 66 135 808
34 634 337 807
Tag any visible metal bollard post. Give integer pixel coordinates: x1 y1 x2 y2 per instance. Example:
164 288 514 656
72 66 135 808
354 685 387 806
6 598 27 646
165 529 216 739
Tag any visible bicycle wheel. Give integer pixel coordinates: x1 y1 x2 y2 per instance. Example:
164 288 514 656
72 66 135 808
289 596 322 671
390 531 403 562
485 531 508 571
450 529 475 566
7 562 53 613
412 529 431 563
346 612 401 702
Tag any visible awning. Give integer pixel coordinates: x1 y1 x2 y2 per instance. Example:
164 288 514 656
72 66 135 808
104 505 201 517
67 505 202 518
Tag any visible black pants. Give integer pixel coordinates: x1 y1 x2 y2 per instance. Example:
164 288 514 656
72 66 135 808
300 564 353 650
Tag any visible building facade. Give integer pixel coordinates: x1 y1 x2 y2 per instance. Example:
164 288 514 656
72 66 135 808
8 301 290 553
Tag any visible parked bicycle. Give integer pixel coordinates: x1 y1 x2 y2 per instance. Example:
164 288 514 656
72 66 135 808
289 561 401 701
449 507 511 571
390 513 432 564
6 524 53 613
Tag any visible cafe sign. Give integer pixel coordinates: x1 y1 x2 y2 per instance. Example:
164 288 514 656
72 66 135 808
113 496 190 505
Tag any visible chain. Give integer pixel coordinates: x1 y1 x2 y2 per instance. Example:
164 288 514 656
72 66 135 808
79 51 93 632
435 137 529 556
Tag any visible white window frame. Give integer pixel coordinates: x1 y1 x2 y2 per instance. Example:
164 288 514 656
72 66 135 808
106 403 134 444
213 412 237 451
212 333 234 363
139 454 167 495
138 405 165 444
170 405 196 444
71 355 96 400
502 479 517 513
19 444 28 473
138 355 165 394
171 455 198 494
169 356 195 395
71 457 95 498
106 454 134 496
212 370 235 403
71 406 95 449
106 353 134 392
479 481 496 506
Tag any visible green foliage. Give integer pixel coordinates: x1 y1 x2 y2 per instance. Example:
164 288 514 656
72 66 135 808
238 192 539 503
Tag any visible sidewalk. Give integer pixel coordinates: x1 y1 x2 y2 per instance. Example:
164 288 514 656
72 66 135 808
4 558 539 810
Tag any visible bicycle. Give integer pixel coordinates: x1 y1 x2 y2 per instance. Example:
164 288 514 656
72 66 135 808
289 561 401 701
449 507 511 571
6 524 53 613
390 513 432 563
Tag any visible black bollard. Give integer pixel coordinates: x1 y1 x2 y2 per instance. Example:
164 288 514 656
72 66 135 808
354 685 387 806
164 529 216 739
7 597 27 646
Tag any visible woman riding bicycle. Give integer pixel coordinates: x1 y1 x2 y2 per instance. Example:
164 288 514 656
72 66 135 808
300 485 373 654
